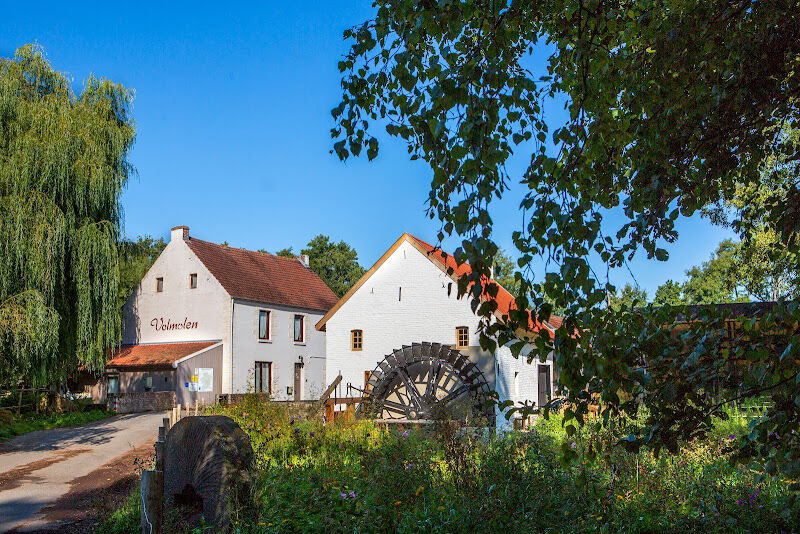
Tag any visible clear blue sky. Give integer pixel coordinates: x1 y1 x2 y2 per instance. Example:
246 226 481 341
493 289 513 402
4 2 734 297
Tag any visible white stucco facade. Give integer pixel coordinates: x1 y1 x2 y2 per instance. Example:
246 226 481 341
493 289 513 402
319 235 554 428
120 226 330 400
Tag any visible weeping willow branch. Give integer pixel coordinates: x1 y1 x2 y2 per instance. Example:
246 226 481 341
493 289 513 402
0 44 135 385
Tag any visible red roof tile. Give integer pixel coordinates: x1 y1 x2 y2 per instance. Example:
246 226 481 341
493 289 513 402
107 341 219 368
408 235 557 338
187 239 339 312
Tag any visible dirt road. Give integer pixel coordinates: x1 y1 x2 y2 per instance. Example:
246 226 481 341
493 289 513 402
0 412 163 533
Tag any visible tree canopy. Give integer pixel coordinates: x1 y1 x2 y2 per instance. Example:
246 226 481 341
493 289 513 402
333 1 800 479
301 235 366 298
0 45 135 385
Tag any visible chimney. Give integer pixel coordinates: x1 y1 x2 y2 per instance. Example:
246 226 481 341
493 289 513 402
298 254 310 268
171 225 189 242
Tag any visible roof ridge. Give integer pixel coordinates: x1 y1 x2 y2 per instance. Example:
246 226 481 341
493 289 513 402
189 238 303 263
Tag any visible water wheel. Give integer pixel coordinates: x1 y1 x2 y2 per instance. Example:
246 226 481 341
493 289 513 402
358 342 494 425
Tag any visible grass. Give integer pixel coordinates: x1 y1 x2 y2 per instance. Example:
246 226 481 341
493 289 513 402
100 396 798 533
0 407 114 442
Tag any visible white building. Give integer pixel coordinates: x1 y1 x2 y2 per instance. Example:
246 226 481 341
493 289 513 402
315 233 557 429
106 225 339 404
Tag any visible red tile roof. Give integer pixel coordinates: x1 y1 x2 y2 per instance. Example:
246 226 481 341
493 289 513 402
107 341 219 368
187 239 339 312
408 235 557 338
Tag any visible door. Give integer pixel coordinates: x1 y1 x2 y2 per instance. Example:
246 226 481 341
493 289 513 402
294 363 303 401
537 365 551 409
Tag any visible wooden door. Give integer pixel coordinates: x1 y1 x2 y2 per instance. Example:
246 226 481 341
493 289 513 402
294 363 303 401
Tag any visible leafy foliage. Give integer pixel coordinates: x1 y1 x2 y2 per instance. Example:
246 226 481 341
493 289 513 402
0 45 135 386
301 235 366 297
118 236 167 309
332 0 800 481
100 399 793 533
608 284 648 311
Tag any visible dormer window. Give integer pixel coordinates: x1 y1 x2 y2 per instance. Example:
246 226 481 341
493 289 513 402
190 273 197 289
156 277 164 292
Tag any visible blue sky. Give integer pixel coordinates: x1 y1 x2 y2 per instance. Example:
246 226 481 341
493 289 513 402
3 2 734 297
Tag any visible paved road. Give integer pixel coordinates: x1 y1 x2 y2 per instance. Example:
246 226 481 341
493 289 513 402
0 411 163 533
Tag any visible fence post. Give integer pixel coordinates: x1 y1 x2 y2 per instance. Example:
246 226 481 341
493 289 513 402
140 469 162 534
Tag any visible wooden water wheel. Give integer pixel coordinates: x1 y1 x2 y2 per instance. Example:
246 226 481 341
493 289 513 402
358 342 494 425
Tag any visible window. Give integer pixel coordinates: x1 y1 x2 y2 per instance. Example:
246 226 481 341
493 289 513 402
456 326 469 349
293 314 305 343
351 329 363 351
258 310 271 340
190 273 197 289
156 277 164 292
143 376 153 391
254 361 272 394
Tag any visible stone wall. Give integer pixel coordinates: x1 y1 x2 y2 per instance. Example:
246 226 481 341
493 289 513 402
109 391 175 414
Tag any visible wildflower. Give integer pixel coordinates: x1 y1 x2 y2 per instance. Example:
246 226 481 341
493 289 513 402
242 412 247 418
415 485 424 496
532 429 538 435
402 431 409 437
310 431 315 437
348 491 356 498
437 506 445 511
394 500 402 506
729 434 736 440
340 492 348 499
366 433 371 437
290 418 295 425
294 427 301 434
570 442 576 449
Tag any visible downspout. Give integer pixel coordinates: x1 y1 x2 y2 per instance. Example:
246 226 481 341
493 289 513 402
230 297 235 399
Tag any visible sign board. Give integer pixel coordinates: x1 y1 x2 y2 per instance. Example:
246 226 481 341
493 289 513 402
196 368 213 392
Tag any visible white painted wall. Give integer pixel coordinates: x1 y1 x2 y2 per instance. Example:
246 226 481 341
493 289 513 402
325 240 488 395
494 345 554 431
323 238 554 428
231 300 327 400
121 229 233 390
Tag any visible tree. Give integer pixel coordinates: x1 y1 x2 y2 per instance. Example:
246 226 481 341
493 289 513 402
333 2 800 476
0 45 135 386
653 280 683 306
608 284 647 311
492 248 519 297
275 247 296 258
682 240 747 305
118 237 167 308
301 235 365 297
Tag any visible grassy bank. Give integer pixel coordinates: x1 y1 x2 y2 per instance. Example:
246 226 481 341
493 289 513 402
101 396 797 533
0 408 114 442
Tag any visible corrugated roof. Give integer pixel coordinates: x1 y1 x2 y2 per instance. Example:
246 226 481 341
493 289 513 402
186 238 339 312
106 341 219 368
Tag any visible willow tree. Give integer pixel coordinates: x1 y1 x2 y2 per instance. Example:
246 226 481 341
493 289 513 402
0 45 135 387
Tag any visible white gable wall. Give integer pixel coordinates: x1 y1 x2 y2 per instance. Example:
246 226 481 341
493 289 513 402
121 235 233 391
324 238 555 425
325 240 486 395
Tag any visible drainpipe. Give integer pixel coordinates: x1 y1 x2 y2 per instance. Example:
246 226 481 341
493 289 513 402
230 297 235 399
